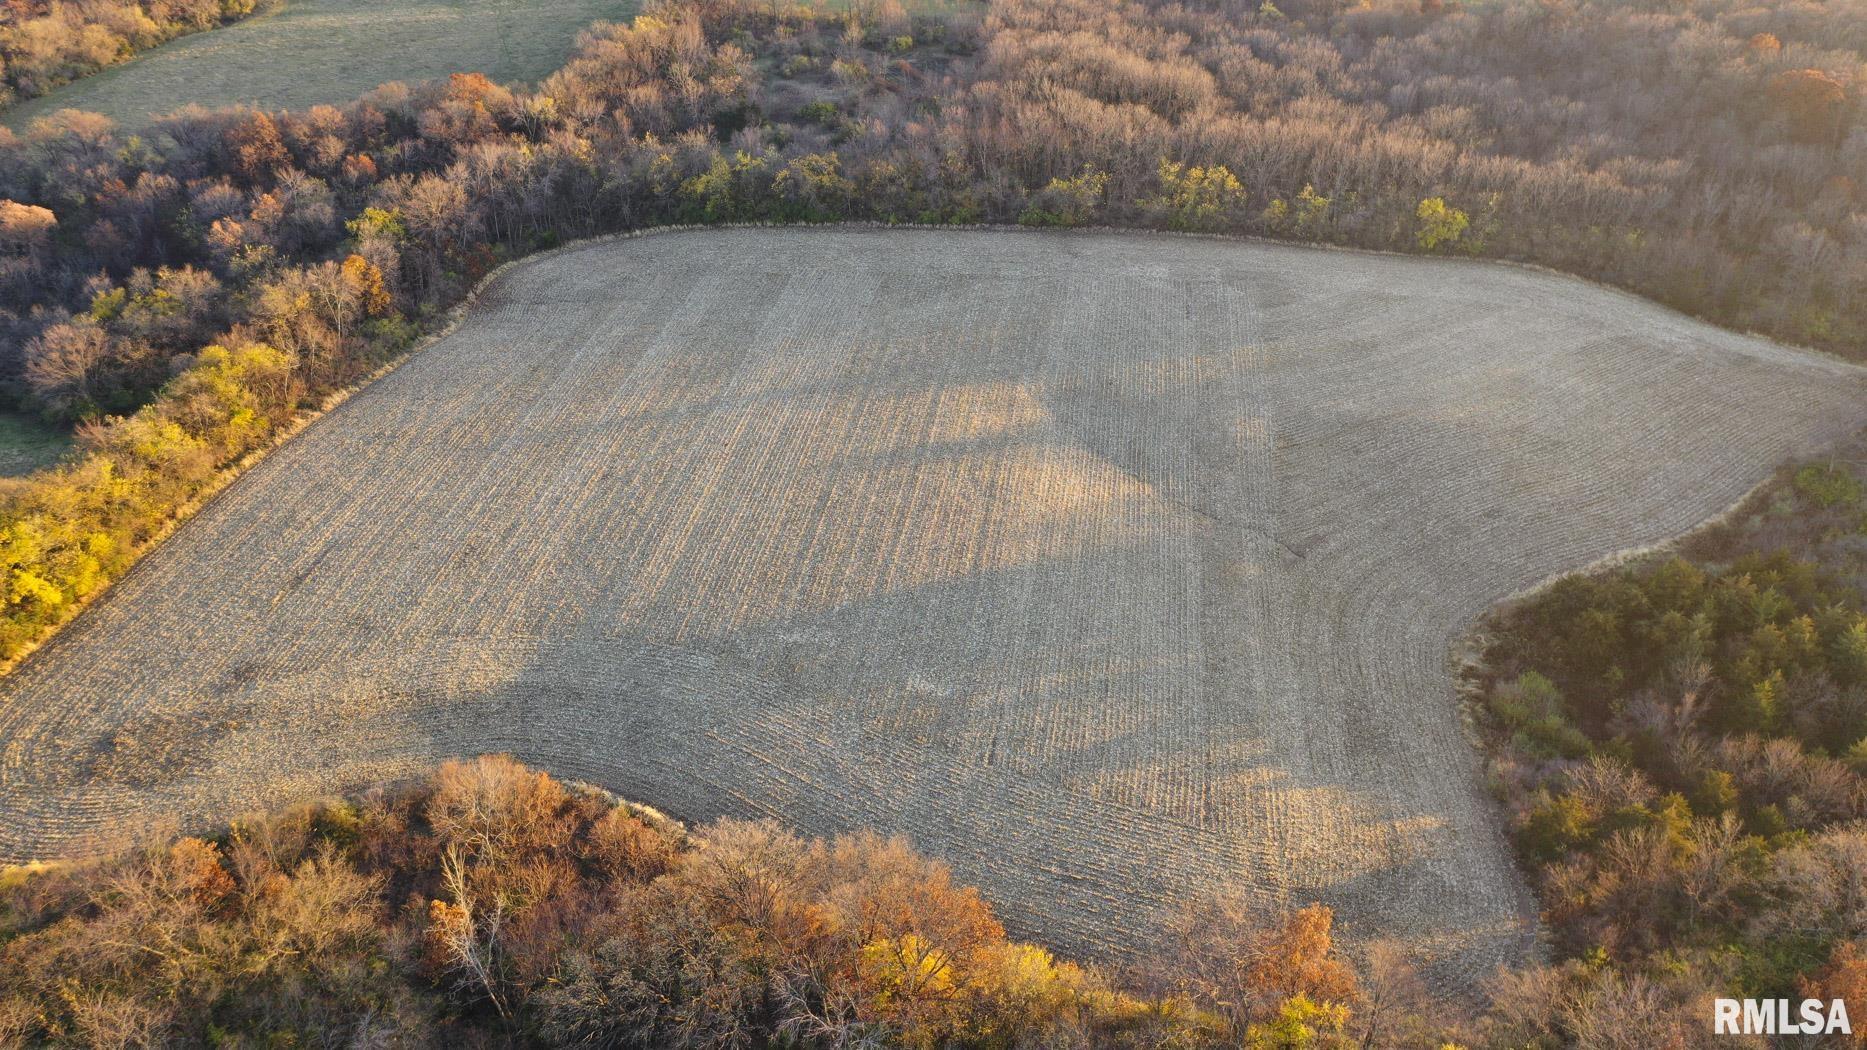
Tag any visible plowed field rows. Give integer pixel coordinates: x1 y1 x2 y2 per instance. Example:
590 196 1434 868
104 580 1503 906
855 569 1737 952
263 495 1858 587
2 229 1861 979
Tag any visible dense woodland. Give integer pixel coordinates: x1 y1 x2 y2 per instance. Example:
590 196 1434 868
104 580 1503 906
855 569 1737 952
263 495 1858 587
0 0 263 107
1472 435 1867 1046
0 756 1405 1048
8 734 1860 1047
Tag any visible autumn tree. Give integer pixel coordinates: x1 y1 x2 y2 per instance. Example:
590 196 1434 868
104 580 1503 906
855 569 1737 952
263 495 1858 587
1415 197 1469 252
223 111 291 186
1145 159 1249 232
1802 940 1867 1046
1768 69 1852 144
1167 896 1361 1040
0 200 55 255
1019 166 1110 227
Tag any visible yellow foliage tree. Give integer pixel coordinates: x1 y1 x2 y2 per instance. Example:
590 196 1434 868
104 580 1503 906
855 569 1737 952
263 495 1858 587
1415 197 1469 251
858 933 963 1041
773 152 856 220
1147 158 1249 231
1020 166 1111 227
1245 993 1352 1048
341 254 392 317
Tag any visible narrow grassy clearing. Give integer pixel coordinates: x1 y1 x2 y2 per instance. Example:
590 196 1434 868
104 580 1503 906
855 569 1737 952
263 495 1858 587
4 0 640 132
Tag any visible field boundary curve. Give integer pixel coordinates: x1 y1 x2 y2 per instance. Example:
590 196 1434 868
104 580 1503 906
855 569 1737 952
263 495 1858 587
2 226 1860 980
2 220 1857 686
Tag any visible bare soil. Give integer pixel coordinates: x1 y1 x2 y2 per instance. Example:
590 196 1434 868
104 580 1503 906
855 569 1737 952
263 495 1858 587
1 228 1860 982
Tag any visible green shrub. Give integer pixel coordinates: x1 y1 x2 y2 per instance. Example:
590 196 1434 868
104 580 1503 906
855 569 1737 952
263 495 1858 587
1690 769 1737 815
1018 167 1110 228
1515 671 1563 718
1514 715 1591 760
1520 793 1593 862
1794 462 1861 509
798 99 839 125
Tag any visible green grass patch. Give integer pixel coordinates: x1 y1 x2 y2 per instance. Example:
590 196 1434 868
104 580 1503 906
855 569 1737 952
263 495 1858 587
0 412 70 478
5 0 640 132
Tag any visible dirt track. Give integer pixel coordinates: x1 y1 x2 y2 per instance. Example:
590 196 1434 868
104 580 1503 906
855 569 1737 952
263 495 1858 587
1 229 1860 980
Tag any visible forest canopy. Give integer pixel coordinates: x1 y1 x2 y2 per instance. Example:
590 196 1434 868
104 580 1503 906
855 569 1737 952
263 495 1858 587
0 756 1388 1048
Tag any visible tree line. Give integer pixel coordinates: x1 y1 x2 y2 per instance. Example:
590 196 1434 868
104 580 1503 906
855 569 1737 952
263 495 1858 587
1470 434 1867 1047
15 746 1857 1046
0 754 1407 1048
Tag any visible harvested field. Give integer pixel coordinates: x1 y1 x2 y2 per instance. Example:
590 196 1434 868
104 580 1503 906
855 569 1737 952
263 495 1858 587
0 228 1860 980
2 0 637 132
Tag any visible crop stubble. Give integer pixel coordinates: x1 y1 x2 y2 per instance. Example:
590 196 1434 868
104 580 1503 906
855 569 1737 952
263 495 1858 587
1 229 1861 980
